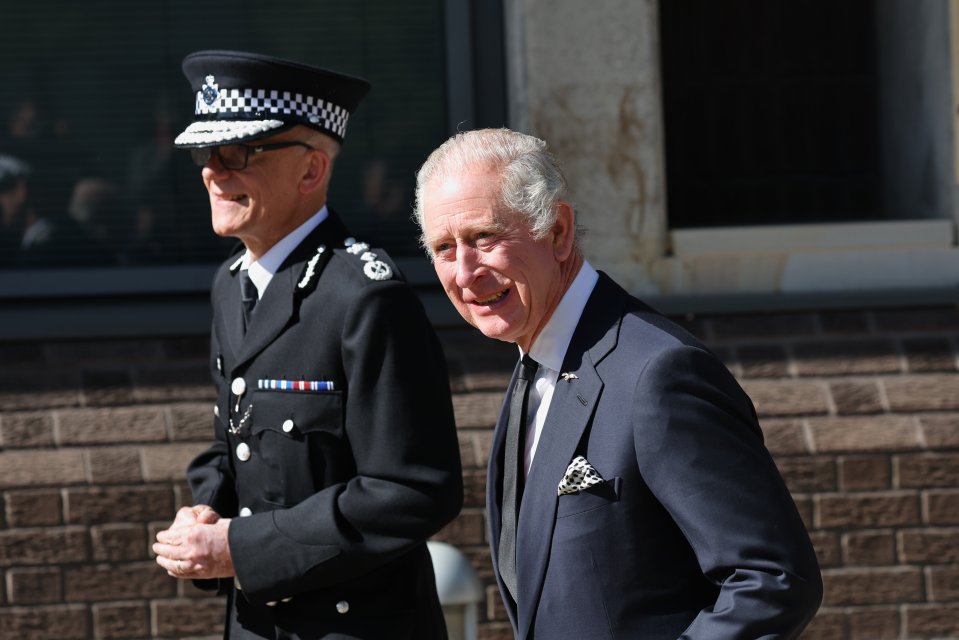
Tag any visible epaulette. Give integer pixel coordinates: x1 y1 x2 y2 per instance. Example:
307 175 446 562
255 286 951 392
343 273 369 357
340 237 394 282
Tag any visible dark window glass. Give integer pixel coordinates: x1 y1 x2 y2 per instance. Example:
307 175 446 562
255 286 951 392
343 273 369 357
0 0 447 269
660 0 882 228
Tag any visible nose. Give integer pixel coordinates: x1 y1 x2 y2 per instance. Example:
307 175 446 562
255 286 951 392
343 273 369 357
201 151 230 180
454 246 482 289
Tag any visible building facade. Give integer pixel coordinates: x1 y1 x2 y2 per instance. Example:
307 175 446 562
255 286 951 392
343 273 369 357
1 1 958 638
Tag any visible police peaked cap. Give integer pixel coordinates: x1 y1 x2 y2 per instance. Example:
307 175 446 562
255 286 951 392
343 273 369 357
173 50 371 148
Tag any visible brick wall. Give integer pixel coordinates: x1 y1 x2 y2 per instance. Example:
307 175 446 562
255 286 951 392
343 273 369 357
0 306 957 639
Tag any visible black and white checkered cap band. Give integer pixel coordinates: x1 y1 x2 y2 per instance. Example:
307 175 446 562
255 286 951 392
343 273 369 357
184 86 349 138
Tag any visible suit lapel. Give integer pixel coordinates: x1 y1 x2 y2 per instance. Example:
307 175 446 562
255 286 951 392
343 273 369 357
515 358 602 638
487 360 521 625
514 273 627 639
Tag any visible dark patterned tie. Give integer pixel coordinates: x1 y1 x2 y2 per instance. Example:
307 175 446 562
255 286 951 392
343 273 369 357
239 270 257 331
499 354 538 603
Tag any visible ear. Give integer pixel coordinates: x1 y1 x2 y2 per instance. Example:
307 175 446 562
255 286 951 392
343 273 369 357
298 149 332 195
551 201 576 261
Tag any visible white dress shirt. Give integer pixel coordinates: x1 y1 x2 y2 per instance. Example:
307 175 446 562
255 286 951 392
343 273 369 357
239 206 329 298
521 260 599 477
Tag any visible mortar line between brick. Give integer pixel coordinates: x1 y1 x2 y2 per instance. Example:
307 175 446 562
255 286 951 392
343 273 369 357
897 602 908 640
894 338 909 375
821 379 838 417
51 410 63 448
914 415 928 450
876 378 893 414
801 419 816 455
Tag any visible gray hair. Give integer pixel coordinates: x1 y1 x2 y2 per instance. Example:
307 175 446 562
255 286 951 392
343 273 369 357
413 128 571 251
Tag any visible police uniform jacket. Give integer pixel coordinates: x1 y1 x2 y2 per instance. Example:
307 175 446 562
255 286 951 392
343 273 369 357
188 211 463 639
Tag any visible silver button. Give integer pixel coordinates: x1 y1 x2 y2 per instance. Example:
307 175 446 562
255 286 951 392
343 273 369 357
236 442 251 461
239 507 252 517
336 600 349 614
231 377 247 396
266 600 277 607
214 404 220 417
282 419 295 433
281 597 292 603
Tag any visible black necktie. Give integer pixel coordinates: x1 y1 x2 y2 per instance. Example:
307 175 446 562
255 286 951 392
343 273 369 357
499 354 538 602
239 270 257 331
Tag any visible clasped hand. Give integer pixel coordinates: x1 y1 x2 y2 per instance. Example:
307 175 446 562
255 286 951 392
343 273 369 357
153 505 235 579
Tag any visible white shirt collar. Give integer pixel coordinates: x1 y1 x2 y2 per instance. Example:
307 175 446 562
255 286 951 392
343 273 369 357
240 205 329 298
523 259 599 372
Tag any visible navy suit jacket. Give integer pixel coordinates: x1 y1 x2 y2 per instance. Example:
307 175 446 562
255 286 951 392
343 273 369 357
487 273 822 639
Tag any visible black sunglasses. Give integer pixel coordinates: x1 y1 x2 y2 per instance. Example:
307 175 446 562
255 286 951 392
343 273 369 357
190 141 314 170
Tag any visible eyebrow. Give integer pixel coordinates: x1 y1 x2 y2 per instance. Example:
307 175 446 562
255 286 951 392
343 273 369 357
423 235 446 249
426 218 510 245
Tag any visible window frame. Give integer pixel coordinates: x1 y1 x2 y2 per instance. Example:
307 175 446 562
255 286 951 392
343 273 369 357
634 0 959 314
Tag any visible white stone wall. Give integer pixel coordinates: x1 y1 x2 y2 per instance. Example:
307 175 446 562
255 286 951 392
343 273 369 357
504 0 668 294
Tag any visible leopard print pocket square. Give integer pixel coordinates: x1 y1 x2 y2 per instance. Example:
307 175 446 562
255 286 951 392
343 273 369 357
557 455 606 496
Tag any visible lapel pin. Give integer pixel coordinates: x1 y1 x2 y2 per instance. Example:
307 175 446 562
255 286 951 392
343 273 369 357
560 372 578 382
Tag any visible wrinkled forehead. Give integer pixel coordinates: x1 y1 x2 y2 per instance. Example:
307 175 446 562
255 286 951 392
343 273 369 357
422 204 526 252
423 165 510 215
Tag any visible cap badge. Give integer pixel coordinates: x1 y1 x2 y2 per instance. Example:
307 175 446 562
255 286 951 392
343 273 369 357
201 75 219 106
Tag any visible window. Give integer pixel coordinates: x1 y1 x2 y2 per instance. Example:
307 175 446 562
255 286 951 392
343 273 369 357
660 0 881 228
660 0 955 229
648 0 959 309
0 0 506 337
0 0 451 270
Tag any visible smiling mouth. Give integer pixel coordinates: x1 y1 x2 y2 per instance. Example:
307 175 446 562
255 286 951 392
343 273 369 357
473 289 509 305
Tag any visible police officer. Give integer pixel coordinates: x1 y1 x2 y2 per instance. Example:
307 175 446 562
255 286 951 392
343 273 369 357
152 50 463 639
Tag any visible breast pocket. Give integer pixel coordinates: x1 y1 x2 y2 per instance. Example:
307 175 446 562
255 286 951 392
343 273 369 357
250 390 344 504
556 476 622 519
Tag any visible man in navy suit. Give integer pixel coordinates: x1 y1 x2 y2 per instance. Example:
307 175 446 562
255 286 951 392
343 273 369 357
414 128 822 639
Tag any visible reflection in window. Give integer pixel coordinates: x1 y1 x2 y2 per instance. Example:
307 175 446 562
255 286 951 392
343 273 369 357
0 1 448 269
